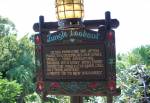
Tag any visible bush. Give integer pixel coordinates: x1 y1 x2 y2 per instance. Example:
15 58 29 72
0 79 22 103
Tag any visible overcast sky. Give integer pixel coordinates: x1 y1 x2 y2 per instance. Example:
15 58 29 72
0 0 150 53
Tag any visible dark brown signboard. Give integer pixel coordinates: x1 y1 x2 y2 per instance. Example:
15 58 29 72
43 43 106 81
42 29 107 81
35 14 121 97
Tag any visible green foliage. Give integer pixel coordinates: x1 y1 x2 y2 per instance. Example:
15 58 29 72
57 96 70 103
25 92 42 103
0 34 35 102
32 95 70 103
83 96 98 103
115 45 150 102
132 45 150 67
6 35 35 94
0 79 22 103
47 96 69 103
115 66 141 102
0 35 19 75
0 16 17 37
0 72 2 79
7 65 35 94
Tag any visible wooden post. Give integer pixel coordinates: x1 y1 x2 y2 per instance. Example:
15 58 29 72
107 95 113 103
71 96 83 103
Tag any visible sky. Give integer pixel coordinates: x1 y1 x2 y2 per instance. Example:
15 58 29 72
0 0 150 53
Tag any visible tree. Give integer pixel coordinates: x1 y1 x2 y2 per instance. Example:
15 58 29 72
131 45 150 67
114 45 150 102
6 35 36 102
0 34 36 102
0 35 19 77
0 16 17 37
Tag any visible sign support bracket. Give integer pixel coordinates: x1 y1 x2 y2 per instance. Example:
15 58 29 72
71 96 83 103
107 95 113 103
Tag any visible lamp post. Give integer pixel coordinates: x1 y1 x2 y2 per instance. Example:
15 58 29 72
56 0 84 102
33 0 120 103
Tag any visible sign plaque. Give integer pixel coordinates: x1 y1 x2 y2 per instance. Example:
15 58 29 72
42 29 106 81
44 44 106 81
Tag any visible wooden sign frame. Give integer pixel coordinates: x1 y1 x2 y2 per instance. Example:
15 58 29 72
34 11 121 97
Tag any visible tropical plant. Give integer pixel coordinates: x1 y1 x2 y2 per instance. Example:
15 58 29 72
0 79 22 103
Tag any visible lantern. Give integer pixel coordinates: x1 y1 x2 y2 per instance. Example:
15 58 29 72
55 0 84 29
55 0 84 20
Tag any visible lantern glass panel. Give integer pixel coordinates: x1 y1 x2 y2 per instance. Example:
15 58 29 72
65 11 74 18
75 11 82 18
56 0 63 4
64 0 73 4
74 0 81 3
65 4 74 11
74 4 81 10
58 12 65 19
58 5 65 12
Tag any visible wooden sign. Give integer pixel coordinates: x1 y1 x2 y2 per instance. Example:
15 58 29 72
42 29 106 81
35 28 121 96
34 12 121 103
34 14 121 96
